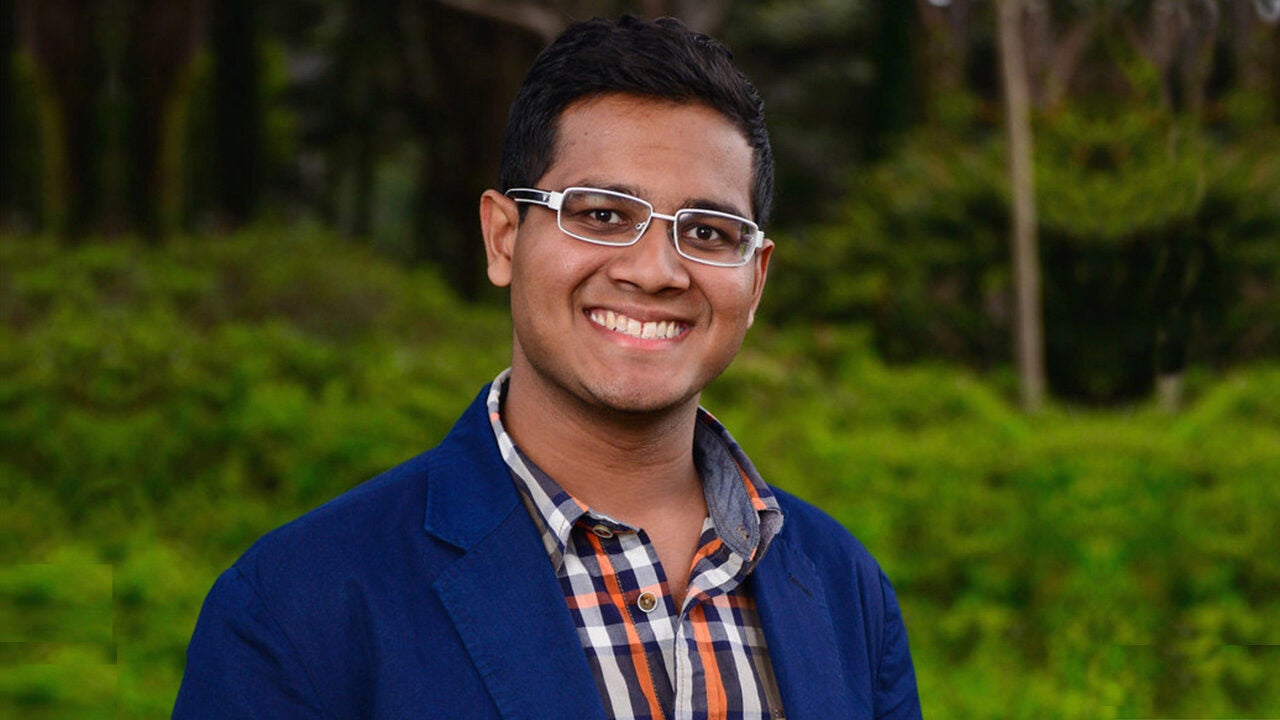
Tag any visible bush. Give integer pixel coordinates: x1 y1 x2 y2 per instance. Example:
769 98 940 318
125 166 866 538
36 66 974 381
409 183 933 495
1 230 510 718
764 102 1280 404
712 325 1280 718
3 232 1278 718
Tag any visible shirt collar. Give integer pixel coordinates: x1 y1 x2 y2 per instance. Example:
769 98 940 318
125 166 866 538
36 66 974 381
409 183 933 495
486 368 784 571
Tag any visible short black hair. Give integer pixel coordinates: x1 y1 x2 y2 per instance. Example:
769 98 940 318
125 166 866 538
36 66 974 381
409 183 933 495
499 15 775 226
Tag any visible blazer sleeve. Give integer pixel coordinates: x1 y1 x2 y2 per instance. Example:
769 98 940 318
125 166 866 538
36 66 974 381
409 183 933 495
172 567 324 719
875 569 923 720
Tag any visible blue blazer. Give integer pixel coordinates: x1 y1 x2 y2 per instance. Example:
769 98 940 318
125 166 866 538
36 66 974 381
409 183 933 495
174 386 921 719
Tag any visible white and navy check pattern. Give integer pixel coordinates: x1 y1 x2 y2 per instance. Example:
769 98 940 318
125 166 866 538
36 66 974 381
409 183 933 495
487 370 787 720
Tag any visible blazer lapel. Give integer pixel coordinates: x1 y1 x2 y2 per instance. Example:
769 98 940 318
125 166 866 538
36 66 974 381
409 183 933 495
433 508 607 720
754 538 871 719
424 389 607 720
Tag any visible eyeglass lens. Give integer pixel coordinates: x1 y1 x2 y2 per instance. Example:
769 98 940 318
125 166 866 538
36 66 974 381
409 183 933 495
558 189 755 265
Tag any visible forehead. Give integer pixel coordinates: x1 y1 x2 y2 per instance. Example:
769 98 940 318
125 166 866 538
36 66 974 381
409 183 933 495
542 94 754 210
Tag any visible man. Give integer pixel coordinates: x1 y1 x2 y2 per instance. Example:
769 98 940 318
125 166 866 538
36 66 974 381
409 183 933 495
175 16 920 719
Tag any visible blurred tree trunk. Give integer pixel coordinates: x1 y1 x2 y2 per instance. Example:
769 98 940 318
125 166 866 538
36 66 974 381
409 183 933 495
309 0 397 240
917 0 973 98
129 0 206 237
1232 0 1279 100
209 0 259 228
0 0 13 230
17 0 97 236
1121 1 1226 410
399 2 541 298
343 0 387 240
1025 3 1097 111
998 0 1046 412
866 1 917 159
17 0 204 237
1122 0 1219 116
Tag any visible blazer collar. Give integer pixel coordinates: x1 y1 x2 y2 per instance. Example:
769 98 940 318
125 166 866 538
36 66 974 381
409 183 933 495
422 384 521 551
754 536 873 719
422 385 608 719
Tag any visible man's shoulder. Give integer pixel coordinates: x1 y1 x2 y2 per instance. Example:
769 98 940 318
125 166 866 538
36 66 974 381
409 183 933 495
766 485 890 588
176 414 524 717
232 448 439 583
766 488 922 718
231 385 502 581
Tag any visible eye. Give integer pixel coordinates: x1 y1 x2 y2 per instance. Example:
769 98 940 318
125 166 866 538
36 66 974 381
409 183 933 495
680 219 741 250
572 206 636 237
588 209 627 226
559 190 643 239
686 224 724 243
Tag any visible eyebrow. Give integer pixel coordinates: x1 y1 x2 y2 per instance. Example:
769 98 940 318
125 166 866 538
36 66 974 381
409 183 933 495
683 197 752 220
573 180 753 221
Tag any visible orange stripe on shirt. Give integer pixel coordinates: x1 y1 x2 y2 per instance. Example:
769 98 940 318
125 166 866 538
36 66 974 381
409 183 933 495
690 603 728 719
586 531 666 719
690 536 724 569
738 464 770 512
564 589 614 611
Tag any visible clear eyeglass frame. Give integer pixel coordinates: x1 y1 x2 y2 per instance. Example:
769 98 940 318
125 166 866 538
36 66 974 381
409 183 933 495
504 186 763 268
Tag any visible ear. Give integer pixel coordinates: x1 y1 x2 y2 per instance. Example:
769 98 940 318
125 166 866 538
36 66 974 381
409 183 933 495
480 189 520 288
745 237 773 328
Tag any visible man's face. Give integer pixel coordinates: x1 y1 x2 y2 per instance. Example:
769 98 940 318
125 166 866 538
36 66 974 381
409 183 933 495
483 93 772 418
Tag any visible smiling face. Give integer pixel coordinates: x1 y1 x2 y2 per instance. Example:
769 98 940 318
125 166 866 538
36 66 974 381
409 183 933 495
482 93 772 422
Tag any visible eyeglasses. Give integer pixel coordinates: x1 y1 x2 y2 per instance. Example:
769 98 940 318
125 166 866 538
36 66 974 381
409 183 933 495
505 186 763 268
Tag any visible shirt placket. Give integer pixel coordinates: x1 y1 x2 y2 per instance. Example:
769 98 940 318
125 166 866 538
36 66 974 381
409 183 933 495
681 520 761 720
672 523 750 720
578 516 679 718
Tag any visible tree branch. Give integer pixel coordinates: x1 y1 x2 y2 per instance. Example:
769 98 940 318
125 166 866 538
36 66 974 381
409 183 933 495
430 0 566 43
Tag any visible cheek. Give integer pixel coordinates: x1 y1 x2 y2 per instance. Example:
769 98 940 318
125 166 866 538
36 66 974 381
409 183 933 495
705 276 760 322
511 236 559 289
510 240 599 311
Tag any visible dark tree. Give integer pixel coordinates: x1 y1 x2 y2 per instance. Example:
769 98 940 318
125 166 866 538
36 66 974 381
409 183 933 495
17 0 98 236
0 0 12 228
125 0 206 236
210 0 261 226
411 1 543 297
865 1 919 160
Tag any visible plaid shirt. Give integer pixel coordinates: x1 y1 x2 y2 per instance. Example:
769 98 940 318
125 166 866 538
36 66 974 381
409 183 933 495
487 370 787 720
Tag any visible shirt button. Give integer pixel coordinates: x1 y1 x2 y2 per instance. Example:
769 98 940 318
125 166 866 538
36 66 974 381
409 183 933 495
590 524 614 539
637 591 658 613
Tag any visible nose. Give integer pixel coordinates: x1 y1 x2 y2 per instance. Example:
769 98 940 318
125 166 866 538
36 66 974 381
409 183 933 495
604 214 691 293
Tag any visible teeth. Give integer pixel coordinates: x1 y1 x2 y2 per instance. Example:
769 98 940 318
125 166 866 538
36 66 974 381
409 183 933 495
589 310 684 340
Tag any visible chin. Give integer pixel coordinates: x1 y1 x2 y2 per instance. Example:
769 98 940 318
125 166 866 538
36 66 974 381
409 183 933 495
582 381 699 417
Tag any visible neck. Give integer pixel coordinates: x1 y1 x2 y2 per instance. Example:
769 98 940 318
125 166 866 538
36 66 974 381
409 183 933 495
500 370 703 525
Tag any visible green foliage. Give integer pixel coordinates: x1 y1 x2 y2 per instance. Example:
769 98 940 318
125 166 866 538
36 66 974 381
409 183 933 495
710 325 1280 718
764 125 1009 366
0 229 510 716
4 233 1279 717
1034 111 1205 242
766 99 1280 403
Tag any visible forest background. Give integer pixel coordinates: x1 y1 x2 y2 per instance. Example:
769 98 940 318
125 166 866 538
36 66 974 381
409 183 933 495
3 0 1280 717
